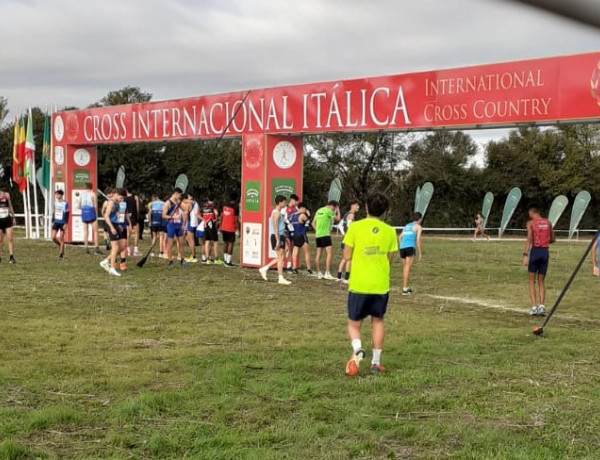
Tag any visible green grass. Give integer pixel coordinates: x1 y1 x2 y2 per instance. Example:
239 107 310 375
2 235 600 458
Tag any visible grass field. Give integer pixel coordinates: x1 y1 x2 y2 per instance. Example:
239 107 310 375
2 234 600 459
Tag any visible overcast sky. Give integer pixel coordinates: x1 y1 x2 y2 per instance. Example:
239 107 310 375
1 0 599 151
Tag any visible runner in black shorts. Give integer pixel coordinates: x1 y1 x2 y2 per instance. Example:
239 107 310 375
0 189 17 264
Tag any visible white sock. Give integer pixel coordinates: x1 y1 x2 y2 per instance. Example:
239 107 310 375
278 275 285 281
351 339 362 353
372 349 382 365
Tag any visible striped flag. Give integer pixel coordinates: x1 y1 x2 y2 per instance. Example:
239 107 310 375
24 108 35 183
13 116 27 192
41 113 51 191
12 116 20 184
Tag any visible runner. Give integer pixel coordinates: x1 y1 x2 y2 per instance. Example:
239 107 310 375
313 200 340 280
472 212 491 242
201 199 220 264
221 194 239 266
125 189 141 256
336 200 360 284
78 181 102 255
258 195 291 285
282 193 299 271
343 193 397 376
290 202 314 275
522 203 555 316
162 188 188 267
147 194 165 257
51 190 69 259
398 212 423 295
0 188 17 264
182 193 199 263
100 188 129 276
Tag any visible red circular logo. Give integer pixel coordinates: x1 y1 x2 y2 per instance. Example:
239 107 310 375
66 113 79 141
591 60 600 108
244 137 263 169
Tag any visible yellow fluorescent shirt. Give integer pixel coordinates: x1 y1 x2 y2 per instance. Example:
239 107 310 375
343 217 397 294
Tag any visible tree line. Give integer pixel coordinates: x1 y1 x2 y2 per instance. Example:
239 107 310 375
1 88 599 230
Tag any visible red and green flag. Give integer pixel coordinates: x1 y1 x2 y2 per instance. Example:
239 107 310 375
41 113 51 191
24 108 35 183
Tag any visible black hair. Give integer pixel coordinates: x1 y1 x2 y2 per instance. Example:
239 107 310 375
413 212 423 221
327 200 339 207
298 201 307 209
275 195 287 205
116 188 127 197
365 193 389 218
290 194 299 201
174 187 183 194
181 193 190 199
55 190 64 196
528 203 541 214
349 200 359 206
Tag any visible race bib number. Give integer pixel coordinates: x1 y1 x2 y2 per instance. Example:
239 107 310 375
0 209 9 219
173 214 181 223
54 209 64 221
207 220 214 229
117 212 125 224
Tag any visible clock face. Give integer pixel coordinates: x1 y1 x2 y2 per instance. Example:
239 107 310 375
273 140 297 170
55 146 64 166
73 148 90 167
54 115 65 142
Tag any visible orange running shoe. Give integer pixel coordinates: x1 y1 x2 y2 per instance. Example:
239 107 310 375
370 364 386 374
120 262 127 271
345 349 365 377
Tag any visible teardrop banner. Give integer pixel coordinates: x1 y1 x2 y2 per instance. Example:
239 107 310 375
569 191 591 239
481 192 494 229
548 195 569 229
499 187 522 238
416 182 434 219
414 186 421 213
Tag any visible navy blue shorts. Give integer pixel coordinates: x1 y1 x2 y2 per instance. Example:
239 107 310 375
166 222 184 239
52 222 65 232
400 247 415 259
347 292 389 321
528 247 549 275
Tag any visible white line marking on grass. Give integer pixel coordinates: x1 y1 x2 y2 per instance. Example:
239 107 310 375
425 294 598 324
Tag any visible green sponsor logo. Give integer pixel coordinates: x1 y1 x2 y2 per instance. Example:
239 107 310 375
245 181 261 212
73 169 91 188
271 178 296 204
56 168 63 182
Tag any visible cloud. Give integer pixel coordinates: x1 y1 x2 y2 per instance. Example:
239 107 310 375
1 0 599 138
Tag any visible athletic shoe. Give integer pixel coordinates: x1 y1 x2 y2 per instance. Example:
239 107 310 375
100 259 110 272
370 364 387 374
345 349 366 377
258 267 268 281
537 305 546 316
133 248 141 256
127 247 132 256
58 252 64 260
323 273 336 281
306 269 316 276
9 256 16 264
94 249 104 256
158 253 166 259
278 277 292 285
402 288 412 296
317 272 324 280
206 259 215 265
108 267 121 277
224 262 234 267
180 260 189 267
341 279 349 285
335 277 342 283
529 306 538 316
168 261 174 268
120 263 127 271
215 259 225 265
150 252 155 257
292 269 299 275
185 257 198 263
284 267 294 273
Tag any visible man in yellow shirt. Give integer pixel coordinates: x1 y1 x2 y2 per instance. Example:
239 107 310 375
342 193 397 376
